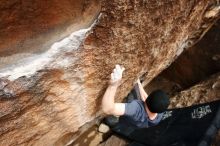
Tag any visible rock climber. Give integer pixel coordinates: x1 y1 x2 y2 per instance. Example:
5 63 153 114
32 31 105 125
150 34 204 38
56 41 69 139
102 64 170 128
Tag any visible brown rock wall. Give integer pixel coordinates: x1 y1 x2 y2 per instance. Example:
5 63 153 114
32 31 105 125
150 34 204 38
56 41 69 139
0 0 219 145
0 0 100 68
160 20 220 89
169 73 220 108
81 0 220 105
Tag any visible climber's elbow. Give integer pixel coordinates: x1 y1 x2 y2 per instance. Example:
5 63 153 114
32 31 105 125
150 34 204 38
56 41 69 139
102 106 114 115
102 103 125 116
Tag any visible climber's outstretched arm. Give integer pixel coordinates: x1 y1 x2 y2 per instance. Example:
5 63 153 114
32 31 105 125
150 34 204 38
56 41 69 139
137 79 148 102
102 65 125 116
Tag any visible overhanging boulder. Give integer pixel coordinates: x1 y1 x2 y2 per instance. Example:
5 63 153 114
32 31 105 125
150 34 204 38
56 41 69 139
0 0 219 145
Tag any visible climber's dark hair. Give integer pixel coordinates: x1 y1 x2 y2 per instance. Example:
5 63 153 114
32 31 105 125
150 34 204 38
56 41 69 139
146 89 170 113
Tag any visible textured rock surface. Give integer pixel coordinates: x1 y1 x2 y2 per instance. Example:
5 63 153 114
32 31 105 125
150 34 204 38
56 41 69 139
160 20 220 89
0 0 100 68
145 20 220 96
0 0 219 146
98 135 128 146
70 125 105 146
169 73 220 108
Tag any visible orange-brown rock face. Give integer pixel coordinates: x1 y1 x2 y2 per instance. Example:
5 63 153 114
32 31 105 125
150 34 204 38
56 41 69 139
169 73 220 108
0 0 100 68
160 20 220 89
0 0 219 145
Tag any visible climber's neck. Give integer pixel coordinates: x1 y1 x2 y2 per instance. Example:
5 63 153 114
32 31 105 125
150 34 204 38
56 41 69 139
144 103 158 121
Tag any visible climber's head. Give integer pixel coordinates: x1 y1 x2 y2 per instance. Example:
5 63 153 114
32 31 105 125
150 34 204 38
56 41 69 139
146 89 170 113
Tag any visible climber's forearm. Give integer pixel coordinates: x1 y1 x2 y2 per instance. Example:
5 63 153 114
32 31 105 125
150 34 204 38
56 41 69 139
102 64 125 116
137 81 148 101
102 84 118 114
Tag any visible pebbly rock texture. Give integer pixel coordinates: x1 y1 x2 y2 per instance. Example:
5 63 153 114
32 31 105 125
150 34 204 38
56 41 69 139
145 19 220 98
160 19 220 89
169 73 220 108
98 135 128 146
0 0 100 68
81 0 220 103
0 0 220 146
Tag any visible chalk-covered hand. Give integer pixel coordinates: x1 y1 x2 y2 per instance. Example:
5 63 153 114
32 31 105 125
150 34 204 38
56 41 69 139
110 64 125 86
137 78 141 84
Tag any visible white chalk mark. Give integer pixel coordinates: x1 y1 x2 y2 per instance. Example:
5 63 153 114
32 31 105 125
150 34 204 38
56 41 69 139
0 21 96 81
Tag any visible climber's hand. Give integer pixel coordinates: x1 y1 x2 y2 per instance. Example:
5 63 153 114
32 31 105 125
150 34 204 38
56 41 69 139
110 64 125 87
137 78 141 84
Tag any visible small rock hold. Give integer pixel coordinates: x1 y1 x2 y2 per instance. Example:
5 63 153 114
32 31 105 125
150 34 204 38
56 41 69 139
205 6 220 18
0 79 8 90
212 54 220 61
128 20 135 26
98 123 110 134
212 81 220 90
2 88 15 98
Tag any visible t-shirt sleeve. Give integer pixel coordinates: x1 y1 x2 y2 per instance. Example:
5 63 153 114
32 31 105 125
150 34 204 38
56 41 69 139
148 113 164 127
124 100 139 117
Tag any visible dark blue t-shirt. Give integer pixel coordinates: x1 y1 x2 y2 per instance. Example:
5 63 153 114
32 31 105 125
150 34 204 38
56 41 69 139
120 100 163 128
